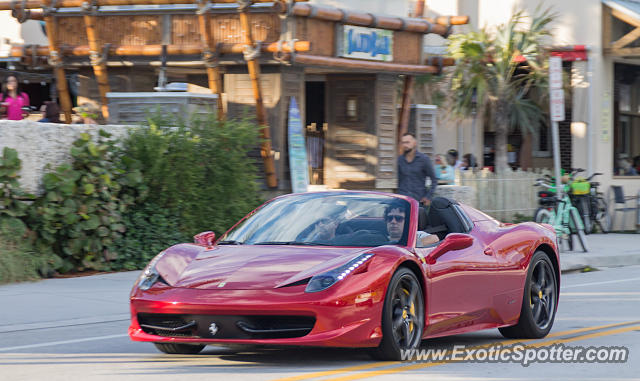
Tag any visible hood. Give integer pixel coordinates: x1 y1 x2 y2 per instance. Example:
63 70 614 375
171 245 368 290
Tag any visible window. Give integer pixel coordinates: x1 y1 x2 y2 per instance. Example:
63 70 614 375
613 63 640 177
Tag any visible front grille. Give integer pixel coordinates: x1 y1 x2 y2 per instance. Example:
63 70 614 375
137 314 197 337
137 313 315 339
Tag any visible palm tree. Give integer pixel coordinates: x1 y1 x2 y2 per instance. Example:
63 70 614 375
447 8 554 173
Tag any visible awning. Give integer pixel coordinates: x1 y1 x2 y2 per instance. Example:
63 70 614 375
602 0 640 56
550 45 588 61
603 0 640 20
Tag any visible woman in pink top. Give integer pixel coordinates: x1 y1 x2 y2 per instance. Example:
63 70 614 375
1 75 30 120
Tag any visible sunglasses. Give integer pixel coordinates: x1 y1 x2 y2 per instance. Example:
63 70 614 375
385 215 405 223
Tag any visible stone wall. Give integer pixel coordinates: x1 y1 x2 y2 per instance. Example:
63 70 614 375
0 120 131 195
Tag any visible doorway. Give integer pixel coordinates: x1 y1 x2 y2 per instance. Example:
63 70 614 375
305 81 326 185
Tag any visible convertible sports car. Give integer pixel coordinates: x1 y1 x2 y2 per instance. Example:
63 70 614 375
129 191 559 360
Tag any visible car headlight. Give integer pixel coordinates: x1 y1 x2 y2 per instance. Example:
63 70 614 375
305 253 374 293
137 251 167 291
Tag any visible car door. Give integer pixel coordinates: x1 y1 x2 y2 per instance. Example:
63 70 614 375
415 209 501 336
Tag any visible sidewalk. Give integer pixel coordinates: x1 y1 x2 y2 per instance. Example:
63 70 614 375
560 233 640 272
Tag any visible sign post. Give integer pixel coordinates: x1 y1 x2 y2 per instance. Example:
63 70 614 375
549 56 564 198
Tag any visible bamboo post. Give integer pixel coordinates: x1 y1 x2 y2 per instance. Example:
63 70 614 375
238 0 277 188
198 0 224 120
397 75 414 151
83 1 110 119
42 2 73 123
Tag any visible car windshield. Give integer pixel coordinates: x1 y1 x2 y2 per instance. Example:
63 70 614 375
220 193 412 247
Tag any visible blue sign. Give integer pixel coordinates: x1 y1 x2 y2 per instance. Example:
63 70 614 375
340 25 394 62
288 97 309 193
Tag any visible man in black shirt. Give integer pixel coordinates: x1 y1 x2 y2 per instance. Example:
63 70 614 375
397 132 438 205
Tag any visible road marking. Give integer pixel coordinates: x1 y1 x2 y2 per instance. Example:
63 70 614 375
0 334 128 352
561 292 640 296
271 320 640 381
562 277 640 289
320 324 640 381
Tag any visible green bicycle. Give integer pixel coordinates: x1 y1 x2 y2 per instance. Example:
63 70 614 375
534 178 589 252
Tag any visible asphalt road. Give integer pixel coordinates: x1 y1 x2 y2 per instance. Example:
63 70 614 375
0 265 638 381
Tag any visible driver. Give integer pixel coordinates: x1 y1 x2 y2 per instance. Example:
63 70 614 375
385 202 439 246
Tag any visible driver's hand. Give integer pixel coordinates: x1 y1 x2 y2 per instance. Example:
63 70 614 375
420 198 431 206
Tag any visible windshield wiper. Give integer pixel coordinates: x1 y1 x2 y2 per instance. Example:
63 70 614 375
217 240 243 245
251 241 333 246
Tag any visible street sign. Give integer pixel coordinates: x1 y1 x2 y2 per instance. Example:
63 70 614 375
550 88 565 122
549 56 563 89
549 56 564 200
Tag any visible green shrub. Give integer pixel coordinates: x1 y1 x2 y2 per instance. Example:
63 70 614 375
28 131 145 272
0 147 59 283
109 203 187 270
121 113 263 237
0 228 61 284
0 147 33 235
512 213 534 224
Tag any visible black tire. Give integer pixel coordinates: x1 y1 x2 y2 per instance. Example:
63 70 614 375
153 343 206 354
578 197 592 234
370 267 424 361
570 208 589 252
499 251 558 339
534 208 553 224
594 197 610 233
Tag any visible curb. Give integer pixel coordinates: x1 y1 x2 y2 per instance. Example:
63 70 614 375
560 252 640 273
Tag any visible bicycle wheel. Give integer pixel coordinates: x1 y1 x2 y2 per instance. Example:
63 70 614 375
534 208 553 224
569 208 589 252
577 197 592 234
594 197 610 233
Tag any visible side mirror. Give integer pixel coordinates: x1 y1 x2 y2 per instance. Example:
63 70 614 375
425 233 473 265
194 231 216 247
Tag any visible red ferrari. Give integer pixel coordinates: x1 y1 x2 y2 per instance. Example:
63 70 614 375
129 191 559 360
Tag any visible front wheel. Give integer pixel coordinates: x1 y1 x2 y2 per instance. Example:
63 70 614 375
593 197 610 233
499 251 558 339
153 343 205 354
370 267 424 360
578 197 592 234
570 208 590 252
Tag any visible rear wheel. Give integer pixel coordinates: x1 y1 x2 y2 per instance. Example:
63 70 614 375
153 343 206 354
370 267 424 360
499 251 558 339
534 208 553 224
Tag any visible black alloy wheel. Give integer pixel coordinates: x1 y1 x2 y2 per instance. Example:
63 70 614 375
371 267 425 360
499 251 558 339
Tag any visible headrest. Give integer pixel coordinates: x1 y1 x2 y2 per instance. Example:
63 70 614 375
431 196 456 209
418 207 428 231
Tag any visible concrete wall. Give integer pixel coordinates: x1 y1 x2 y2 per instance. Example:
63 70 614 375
0 120 130 195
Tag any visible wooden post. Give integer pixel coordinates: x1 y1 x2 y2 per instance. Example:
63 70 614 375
412 0 425 17
42 2 73 123
397 75 414 151
83 2 110 119
238 0 277 188
603 5 612 53
198 0 225 120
